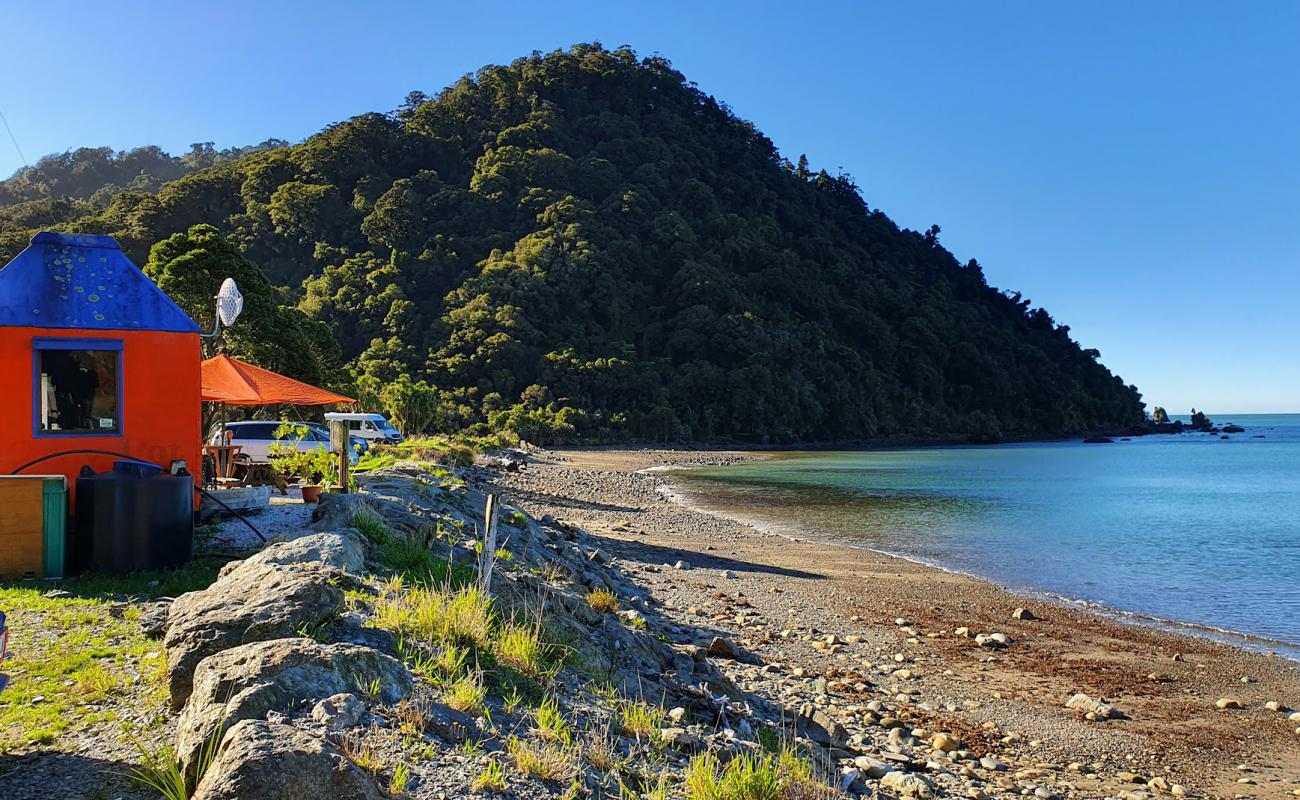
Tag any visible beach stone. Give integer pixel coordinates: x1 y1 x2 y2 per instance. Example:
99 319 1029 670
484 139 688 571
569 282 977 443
706 636 739 659
1215 697 1245 709
1012 607 1037 620
980 755 1006 771
930 732 959 752
137 600 171 639
217 530 366 578
799 707 847 748
175 638 412 774
975 632 1011 648
659 727 700 748
1263 700 1285 712
1065 692 1124 720
192 719 384 800
673 560 691 570
1290 711 1300 721
854 756 890 778
312 692 366 729
880 770 933 798
164 561 346 708
955 626 972 638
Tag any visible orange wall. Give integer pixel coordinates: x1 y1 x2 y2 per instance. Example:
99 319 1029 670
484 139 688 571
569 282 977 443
0 327 201 505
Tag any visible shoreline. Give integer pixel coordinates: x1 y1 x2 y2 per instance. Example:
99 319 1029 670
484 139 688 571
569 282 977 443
654 458 1300 663
491 445 1300 799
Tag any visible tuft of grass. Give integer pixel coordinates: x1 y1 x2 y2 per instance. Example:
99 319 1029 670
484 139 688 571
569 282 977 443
683 750 829 800
349 504 392 545
582 728 619 773
502 685 526 714
532 695 572 745
623 772 674 800
388 762 411 796
507 736 578 783
393 700 430 738
472 759 508 793
126 719 224 800
619 700 666 742
494 620 548 679
374 584 493 649
445 672 487 717
585 589 620 614
339 727 384 776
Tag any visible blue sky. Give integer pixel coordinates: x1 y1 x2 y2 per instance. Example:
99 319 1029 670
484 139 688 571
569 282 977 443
2 1 1297 413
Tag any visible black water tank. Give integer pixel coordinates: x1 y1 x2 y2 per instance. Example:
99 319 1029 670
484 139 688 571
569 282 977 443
74 465 193 573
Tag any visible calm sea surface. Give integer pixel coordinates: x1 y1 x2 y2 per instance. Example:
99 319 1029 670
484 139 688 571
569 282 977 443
668 414 1300 658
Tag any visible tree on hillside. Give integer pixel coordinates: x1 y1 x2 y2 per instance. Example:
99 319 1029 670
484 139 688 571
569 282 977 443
143 224 337 384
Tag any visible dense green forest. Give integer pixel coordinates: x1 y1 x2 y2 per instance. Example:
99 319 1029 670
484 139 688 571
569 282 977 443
0 44 1146 443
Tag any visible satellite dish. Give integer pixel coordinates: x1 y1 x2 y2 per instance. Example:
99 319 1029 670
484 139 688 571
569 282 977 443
216 278 244 328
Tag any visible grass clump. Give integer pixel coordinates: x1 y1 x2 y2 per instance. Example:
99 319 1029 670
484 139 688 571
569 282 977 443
619 700 666 741
388 762 411 796
349 503 392 546
582 729 619 773
494 620 548 679
445 672 487 716
376 584 494 649
683 750 830 800
585 588 620 614
623 773 673 800
339 727 385 776
507 736 578 783
472 759 508 792
126 720 224 800
532 696 572 745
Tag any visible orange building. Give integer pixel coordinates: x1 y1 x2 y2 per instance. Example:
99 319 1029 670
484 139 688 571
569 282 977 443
0 232 201 501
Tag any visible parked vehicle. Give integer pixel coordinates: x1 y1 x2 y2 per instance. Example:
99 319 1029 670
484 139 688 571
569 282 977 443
207 421 360 466
303 422 369 455
0 609 9 694
323 412 405 445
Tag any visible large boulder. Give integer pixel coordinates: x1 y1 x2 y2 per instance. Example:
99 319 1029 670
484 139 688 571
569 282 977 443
192 719 384 800
176 638 412 775
217 531 366 579
164 561 346 708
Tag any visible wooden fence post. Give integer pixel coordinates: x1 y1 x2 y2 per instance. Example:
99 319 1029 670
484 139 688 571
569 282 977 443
480 493 498 594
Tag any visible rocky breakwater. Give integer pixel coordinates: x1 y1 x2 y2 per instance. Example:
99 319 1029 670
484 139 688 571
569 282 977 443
159 530 411 799
148 467 803 800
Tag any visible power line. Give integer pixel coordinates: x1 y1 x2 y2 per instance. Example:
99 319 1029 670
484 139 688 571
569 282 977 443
0 108 29 167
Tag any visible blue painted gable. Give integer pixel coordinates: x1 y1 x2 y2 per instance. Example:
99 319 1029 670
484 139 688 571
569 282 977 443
0 232 200 333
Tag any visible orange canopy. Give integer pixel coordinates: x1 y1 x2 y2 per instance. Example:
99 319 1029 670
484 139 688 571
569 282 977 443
200 353 355 406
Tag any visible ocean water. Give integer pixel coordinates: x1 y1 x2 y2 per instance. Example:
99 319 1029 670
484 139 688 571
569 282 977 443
668 414 1300 658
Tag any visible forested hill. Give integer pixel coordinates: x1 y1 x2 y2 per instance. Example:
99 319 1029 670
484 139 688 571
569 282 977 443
0 44 1146 443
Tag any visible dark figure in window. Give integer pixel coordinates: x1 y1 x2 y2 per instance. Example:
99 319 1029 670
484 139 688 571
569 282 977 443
46 351 100 432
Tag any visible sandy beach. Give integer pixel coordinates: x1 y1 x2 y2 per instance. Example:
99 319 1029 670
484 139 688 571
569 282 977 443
489 447 1300 799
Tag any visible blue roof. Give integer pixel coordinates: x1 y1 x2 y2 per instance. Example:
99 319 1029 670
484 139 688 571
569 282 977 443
0 232 200 333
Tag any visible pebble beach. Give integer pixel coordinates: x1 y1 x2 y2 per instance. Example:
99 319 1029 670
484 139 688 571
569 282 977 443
490 447 1300 799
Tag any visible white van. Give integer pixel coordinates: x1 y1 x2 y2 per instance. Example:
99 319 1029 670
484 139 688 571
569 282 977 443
324 412 405 445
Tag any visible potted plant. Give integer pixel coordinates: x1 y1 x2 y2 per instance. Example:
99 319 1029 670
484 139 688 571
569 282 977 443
268 423 334 503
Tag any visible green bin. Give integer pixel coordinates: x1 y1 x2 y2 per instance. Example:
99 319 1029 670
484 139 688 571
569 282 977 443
42 477 67 579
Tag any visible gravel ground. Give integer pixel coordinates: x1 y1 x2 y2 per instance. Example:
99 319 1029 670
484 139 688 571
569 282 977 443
487 447 1300 800
203 489 315 550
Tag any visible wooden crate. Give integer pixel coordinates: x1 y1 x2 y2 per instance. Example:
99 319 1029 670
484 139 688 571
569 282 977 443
0 479 44 578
